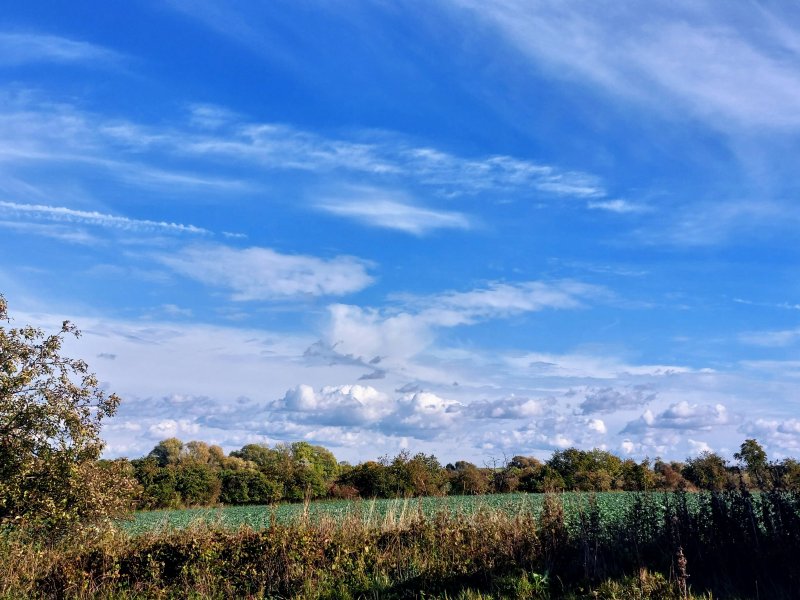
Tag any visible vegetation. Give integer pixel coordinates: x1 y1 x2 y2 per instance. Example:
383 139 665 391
4 295 800 598
3 487 800 598
0 295 137 536
116 435 800 511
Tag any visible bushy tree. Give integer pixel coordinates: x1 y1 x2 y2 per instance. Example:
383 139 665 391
0 295 134 533
148 437 184 467
546 448 622 491
176 463 221 505
683 451 731 490
448 461 490 496
734 438 769 487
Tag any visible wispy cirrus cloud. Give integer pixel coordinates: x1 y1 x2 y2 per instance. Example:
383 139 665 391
0 96 605 202
450 0 800 131
159 244 374 301
740 327 800 347
587 199 650 214
317 189 471 235
0 200 210 235
0 32 123 67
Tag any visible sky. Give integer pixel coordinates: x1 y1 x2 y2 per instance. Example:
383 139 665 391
2 0 800 465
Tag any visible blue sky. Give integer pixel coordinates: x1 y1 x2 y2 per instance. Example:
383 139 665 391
3 0 800 463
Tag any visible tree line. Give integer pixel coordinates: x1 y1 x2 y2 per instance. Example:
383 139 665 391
121 436 800 510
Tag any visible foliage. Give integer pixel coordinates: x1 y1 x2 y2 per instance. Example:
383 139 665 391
683 451 731 491
734 438 769 486
0 295 134 535
546 448 625 491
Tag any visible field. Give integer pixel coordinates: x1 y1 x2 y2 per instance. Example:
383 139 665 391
125 491 692 535
5 489 800 598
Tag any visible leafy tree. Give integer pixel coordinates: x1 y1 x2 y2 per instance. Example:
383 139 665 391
0 295 133 533
620 458 657 491
734 438 769 487
653 459 688 490
406 452 448 496
183 440 213 464
448 461 490 496
176 463 221 506
132 457 180 509
773 458 800 491
148 438 184 467
546 448 622 491
683 451 730 491
337 460 391 498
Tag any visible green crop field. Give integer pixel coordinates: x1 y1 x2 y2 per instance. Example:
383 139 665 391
122 491 703 536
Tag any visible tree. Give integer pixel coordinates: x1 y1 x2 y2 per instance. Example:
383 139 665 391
734 438 769 487
148 437 184 467
683 451 730 491
448 461 490 496
0 295 133 533
546 448 622 491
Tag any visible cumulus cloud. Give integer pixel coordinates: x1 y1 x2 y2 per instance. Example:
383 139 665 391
587 418 607 434
160 244 374 300
389 391 464 437
467 395 554 419
273 384 394 425
623 401 728 434
688 439 713 454
739 418 800 455
148 418 201 438
578 385 657 414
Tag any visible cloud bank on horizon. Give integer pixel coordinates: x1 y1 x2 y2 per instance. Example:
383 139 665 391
2 0 800 463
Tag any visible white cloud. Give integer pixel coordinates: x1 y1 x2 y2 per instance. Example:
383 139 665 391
148 418 201 438
317 194 470 235
0 200 210 235
739 418 800 456
468 395 554 419
587 199 649 214
740 327 800 347
739 360 800 378
160 244 374 300
451 1 800 130
436 280 600 316
587 418 607 434
0 96 605 205
0 32 122 67
623 401 728 434
326 280 602 365
578 385 657 414
274 384 394 425
391 391 463 436
688 439 713 454
505 352 693 380
639 200 800 248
